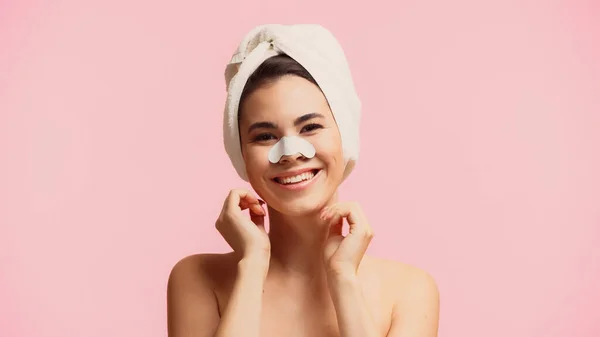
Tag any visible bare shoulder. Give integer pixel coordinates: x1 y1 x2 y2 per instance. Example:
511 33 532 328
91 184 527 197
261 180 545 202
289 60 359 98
363 256 440 335
364 255 439 303
168 252 237 287
166 252 238 336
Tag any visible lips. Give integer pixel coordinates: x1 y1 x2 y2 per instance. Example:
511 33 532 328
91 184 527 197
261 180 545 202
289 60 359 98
271 168 321 185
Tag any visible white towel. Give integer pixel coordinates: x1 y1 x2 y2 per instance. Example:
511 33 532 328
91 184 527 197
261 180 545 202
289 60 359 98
223 23 361 181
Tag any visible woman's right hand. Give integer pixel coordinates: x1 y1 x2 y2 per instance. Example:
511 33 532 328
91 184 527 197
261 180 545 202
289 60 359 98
215 189 270 261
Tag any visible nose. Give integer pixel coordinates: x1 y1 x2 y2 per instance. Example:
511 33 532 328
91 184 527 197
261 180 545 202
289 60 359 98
278 152 306 164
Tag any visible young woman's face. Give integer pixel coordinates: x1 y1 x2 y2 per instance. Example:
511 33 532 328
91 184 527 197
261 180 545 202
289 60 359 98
239 75 345 215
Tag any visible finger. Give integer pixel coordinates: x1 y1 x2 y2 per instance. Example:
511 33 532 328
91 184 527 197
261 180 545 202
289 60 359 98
247 196 266 230
228 189 264 215
240 199 266 216
320 205 341 235
228 189 259 208
249 199 266 223
249 210 266 231
324 204 356 228
336 203 370 232
257 199 267 219
327 203 373 242
327 213 344 236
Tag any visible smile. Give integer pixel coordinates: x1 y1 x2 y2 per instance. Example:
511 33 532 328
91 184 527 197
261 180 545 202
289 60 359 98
272 169 322 190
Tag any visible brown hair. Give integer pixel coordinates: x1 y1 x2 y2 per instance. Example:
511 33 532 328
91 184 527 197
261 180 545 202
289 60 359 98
238 54 318 118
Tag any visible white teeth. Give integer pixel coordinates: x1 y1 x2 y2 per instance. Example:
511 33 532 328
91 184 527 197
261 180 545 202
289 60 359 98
279 171 315 185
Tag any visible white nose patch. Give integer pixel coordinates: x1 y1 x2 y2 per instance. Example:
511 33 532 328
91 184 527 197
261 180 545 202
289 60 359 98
268 136 316 163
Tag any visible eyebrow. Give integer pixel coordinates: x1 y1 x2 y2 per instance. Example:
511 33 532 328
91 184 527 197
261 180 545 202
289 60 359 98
247 113 325 132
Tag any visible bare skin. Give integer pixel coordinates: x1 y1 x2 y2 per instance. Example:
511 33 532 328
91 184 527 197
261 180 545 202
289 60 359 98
167 75 439 336
167 251 439 337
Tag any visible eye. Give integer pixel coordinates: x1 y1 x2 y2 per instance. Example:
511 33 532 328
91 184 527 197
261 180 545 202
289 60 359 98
301 123 323 133
252 133 277 142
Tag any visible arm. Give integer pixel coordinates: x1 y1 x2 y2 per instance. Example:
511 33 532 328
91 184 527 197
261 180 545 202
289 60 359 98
385 270 440 337
166 255 269 337
327 271 380 337
212 257 268 337
166 255 220 337
320 202 440 337
321 202 381 337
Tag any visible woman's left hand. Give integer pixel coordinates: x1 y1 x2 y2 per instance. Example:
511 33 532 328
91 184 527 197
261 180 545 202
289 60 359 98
321 202 374 277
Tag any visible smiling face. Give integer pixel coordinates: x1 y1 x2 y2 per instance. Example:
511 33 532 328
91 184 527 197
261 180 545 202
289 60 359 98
238 75 345 216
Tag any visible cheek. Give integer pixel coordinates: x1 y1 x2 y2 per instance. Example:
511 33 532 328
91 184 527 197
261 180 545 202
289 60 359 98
243 145 270 176
313 132 344 166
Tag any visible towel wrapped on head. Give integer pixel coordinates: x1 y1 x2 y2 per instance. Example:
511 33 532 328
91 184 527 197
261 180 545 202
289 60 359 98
223 23 361 181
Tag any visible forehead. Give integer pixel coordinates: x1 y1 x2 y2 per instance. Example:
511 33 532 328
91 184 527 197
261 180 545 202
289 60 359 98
239 75 332 123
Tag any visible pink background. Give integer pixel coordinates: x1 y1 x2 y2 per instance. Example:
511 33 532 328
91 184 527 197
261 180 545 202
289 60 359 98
1 0 599 336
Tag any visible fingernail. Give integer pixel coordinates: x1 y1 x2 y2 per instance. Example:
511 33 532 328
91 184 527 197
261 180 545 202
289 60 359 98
253 204 265 216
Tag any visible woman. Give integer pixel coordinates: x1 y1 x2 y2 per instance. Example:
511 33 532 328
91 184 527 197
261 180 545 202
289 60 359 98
167 24 439 337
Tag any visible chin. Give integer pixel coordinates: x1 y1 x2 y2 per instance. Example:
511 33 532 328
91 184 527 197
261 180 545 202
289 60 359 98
273 196 324 216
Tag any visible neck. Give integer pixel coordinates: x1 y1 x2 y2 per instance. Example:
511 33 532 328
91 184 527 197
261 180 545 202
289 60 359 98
266 193 338 281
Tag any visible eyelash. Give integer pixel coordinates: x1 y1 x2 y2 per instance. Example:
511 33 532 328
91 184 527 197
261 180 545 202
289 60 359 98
302 123 323 133
253 133 276 142
252 123 324 142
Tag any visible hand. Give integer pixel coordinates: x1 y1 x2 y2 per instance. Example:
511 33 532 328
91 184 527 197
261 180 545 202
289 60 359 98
215 189 270 261
321 202 374 276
